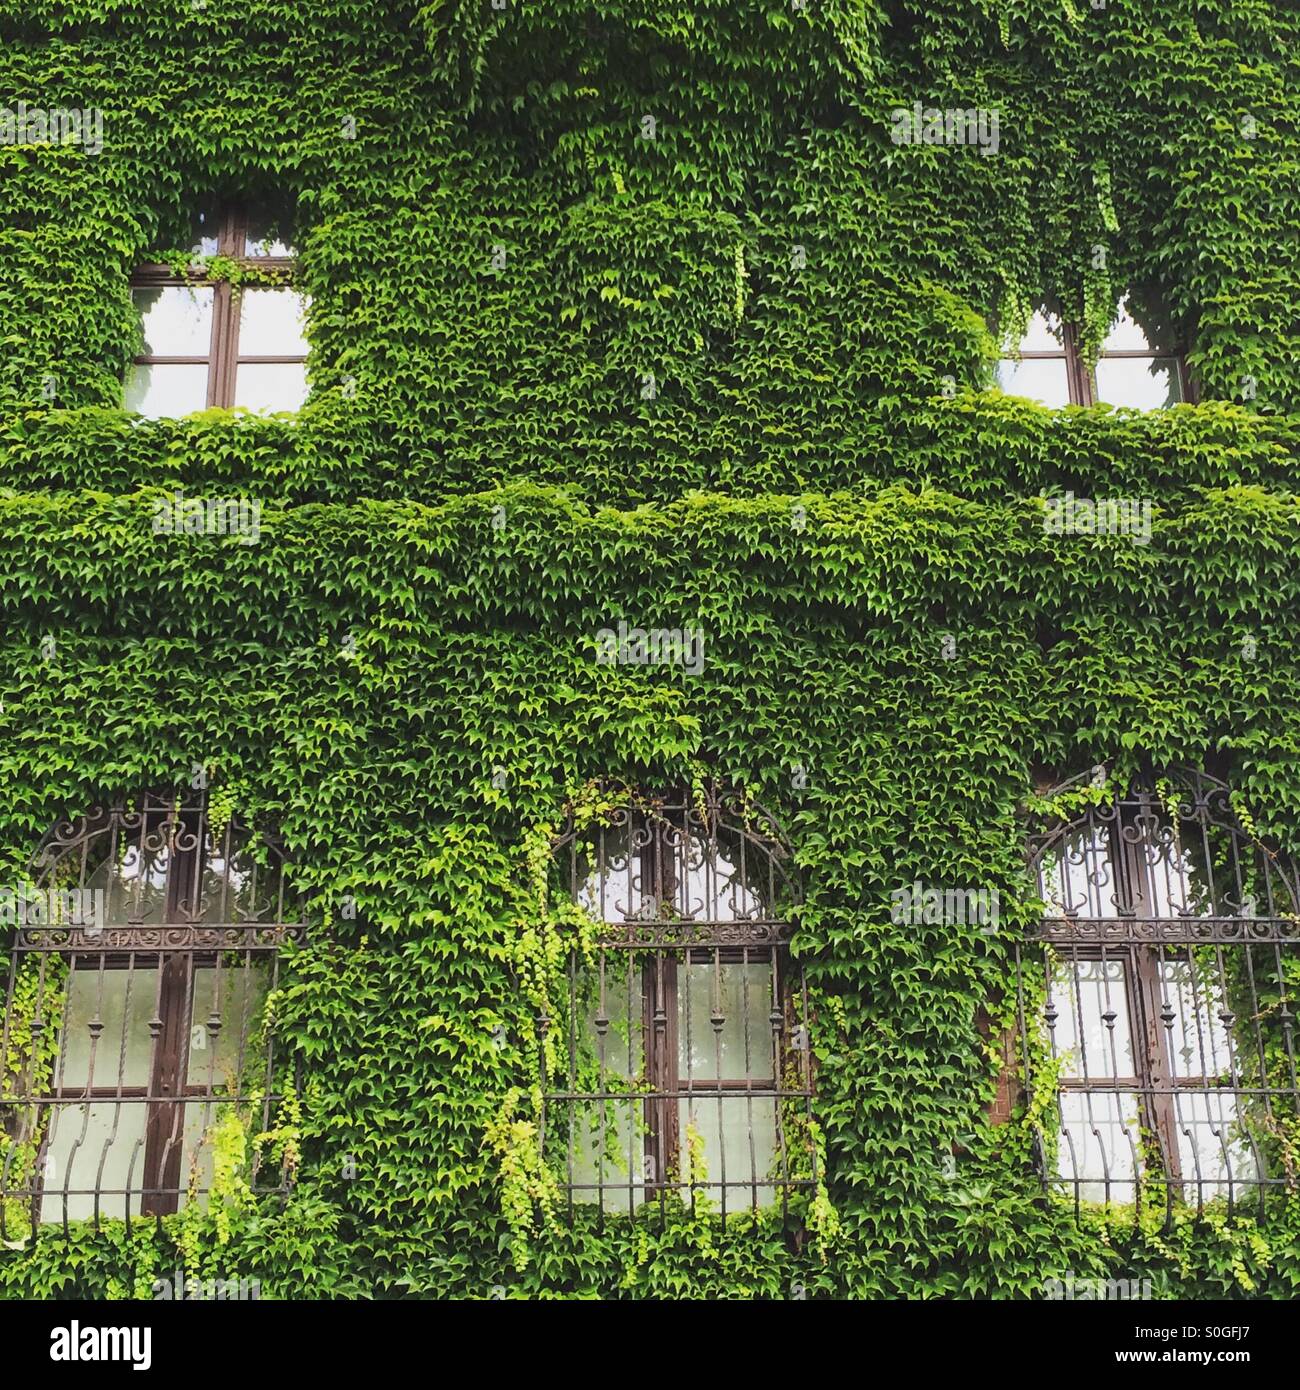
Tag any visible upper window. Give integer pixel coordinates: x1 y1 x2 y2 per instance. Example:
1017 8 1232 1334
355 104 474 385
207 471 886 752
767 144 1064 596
126 207 310 418
995 297 1188 409
547 786 814 1217
1020 769 1300 1218
0 792 305 1240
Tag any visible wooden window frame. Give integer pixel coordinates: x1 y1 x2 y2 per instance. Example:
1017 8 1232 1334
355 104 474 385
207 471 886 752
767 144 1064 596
1001 313 1193 406
130 205 302 411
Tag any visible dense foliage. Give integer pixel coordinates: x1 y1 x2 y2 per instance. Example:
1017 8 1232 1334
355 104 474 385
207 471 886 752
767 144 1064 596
2 0 1300 1297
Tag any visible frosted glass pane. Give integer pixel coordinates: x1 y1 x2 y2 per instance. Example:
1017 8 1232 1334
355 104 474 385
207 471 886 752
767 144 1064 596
186 963 269 1088
233 361 308 413
1055 1090 1141 1203
238 288 309 355
995 357 1071 407
679 961 772 1081
125 363 210 417
565 1099 647 1213
57 967 157 1089
1016 308 1066 351
1049 957 1135 1078
39 1101 146 1223
678 1096 778 1209
1172 1091 1257 1193
1094 357 1182 409
132 284 213 355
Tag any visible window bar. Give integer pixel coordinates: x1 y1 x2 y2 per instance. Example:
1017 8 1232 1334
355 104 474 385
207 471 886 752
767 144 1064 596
624 946 637 1218
741 944 757 1212
710 943 726 1220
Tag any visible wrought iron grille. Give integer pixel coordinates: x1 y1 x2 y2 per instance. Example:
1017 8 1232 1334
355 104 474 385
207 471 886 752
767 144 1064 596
0 792 305 1240
1017 769 1300 1219
545 787 815 1219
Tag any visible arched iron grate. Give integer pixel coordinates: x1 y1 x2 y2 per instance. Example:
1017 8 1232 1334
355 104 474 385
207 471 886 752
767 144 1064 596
545 785 814 1220
0 791 306 1241
1017 768 1300 1222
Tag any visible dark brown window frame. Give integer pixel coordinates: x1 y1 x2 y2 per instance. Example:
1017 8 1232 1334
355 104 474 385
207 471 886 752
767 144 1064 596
1001 313 1193 406
130 205 303 411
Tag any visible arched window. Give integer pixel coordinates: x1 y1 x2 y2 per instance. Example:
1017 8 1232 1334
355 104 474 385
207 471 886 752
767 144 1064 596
1020 769 1300 1217
546 786 813 1217
0 792 305 1238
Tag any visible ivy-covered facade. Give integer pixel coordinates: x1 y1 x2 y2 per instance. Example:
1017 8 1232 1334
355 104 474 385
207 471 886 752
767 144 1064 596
3 0 1300 1299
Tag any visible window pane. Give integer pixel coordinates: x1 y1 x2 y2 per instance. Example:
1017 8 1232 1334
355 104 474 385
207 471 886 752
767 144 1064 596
1016 308 1066 352
232 362 308 413
238 287 309 356
1054 1090 1141 1203
1160 958 1234 1080
84 822 177 924
1172 1090 1258 1194
196 831 291 923
995 357 1071 407
125 363 210 417
187 209 220 257
1040 827 1123 919
186 963 270 1088
679 960 773 1081
132 284 214 356
39 1101 147 1223
568 960 645 1210
244 213 295 258
1094 356 1182 409
1048 957 1135 1078
678 1096 778 1209
1101 296 1177 353
57 966 157 1090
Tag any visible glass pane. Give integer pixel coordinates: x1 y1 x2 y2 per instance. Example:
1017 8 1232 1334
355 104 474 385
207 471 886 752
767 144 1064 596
39 1101 147 1223
1054 1090 1141 1203
237 288 309 356
568 960 645 1209
132 285 214 356
244 214 295 258
678 1096 778 1209
1048 957 1135 1078
1039 827 1123 918
84 821 176 924
1094 356 1182 409
1172 1090 1258 1194
232 361 308 414
1160 958 1234 1080
124 363 210 417
187 209 220 257
1017 308 1066 352
57 966 157 1089
196 832 289 923
674 830 770 921
1101 296 1177 352
186 963 270 1088
994 357 1071 407
566 1099 646 1212
679 960 773 1081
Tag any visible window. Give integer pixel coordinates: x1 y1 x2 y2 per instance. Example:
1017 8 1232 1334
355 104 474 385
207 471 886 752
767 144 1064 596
995 297 1188 408
126 207 309 418
1018 770 1300 1218
0 793 305 1240
546 787 814 1217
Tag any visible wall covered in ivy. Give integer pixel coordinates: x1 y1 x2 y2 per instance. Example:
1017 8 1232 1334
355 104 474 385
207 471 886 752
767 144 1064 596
2 0 1300 1298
